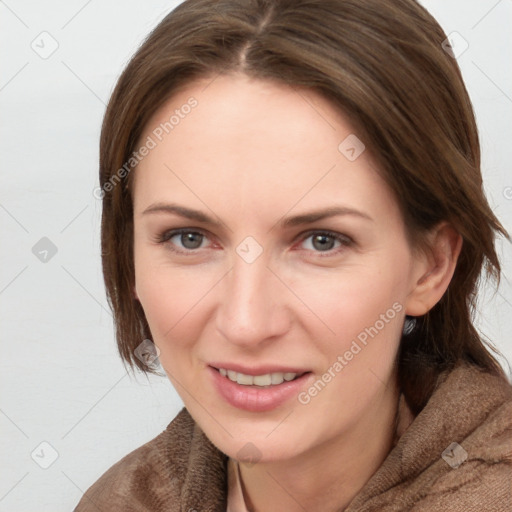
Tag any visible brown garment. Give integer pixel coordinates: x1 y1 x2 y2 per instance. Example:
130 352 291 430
74 363 512 511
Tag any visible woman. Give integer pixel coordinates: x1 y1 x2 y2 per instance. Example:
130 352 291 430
75 0 512 510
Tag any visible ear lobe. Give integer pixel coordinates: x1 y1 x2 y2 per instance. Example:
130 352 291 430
133 285 139 300
405 222 462 317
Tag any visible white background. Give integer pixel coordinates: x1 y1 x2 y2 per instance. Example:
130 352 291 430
1 1 511 510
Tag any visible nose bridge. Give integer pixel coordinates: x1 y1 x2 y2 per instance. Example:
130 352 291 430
215 253 288 346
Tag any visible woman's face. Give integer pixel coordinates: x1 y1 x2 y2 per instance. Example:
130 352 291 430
132 74 425 462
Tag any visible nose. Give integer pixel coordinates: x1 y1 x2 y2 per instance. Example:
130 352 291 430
215 254 291 350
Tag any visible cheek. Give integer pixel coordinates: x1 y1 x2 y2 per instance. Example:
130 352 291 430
291 272 406 414
295 270 405 333
333 280 404 344
136 272 193 333
285 258 409 367
135 273 199 380
133 253 222 358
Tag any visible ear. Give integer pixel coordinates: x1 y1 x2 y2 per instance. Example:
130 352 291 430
133 285 139 300
405 222 462 317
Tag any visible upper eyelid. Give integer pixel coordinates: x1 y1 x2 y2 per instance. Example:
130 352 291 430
161 227 212 243
294 229 353 245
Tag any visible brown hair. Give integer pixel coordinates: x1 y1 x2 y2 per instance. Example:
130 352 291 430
99 0 509 414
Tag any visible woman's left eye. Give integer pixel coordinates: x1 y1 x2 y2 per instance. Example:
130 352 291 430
298 231 352 253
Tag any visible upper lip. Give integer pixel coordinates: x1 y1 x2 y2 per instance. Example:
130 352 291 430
209 362 310 375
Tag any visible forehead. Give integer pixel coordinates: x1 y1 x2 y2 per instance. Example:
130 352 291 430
132 73 398 225
140 73 347 160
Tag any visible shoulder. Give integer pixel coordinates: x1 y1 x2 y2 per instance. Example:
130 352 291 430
73 408 223 512
348 364 512 511
412 365 512 510
415 369 512 511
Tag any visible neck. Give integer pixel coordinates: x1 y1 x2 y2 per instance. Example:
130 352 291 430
238 378 400 512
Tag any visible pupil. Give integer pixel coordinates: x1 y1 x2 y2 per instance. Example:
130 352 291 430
181 232 203 249
313 234 334 251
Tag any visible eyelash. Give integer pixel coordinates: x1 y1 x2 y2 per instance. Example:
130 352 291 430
156 228 353 256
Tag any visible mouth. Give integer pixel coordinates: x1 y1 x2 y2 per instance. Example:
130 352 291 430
216 367 307 387
209 364 313 412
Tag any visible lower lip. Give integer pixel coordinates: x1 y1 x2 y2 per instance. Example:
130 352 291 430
209 366 312 412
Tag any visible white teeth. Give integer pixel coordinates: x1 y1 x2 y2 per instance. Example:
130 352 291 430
219 368 299 387
271 373 284 385
253 374 272 386
236 373 254 385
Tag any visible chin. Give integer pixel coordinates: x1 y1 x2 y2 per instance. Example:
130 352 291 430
220 434 305 464
190 408 312 464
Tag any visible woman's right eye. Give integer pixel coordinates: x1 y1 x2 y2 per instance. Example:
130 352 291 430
158 229 211 253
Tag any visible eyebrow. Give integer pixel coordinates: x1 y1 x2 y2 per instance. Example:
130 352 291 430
279 206 373 227
142 203 218 224
141 203 373 228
